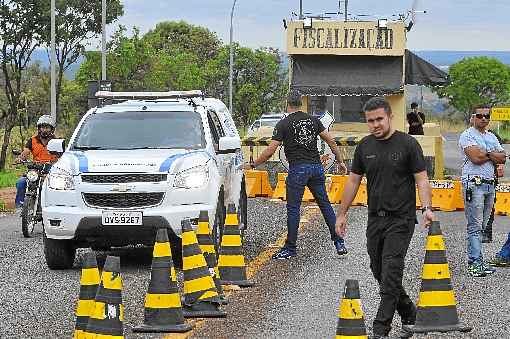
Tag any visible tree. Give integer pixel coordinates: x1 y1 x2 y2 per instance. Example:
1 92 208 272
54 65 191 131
0 0 48 170
44 0 123 122
75 23 288 130
436 57 510 124
205 44 287 128
143 21 221 64
76 26 209 92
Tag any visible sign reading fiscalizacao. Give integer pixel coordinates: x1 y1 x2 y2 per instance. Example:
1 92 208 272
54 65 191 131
491 107 510 121
287 21 406 56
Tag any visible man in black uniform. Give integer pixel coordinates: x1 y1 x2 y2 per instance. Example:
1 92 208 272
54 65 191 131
335 97 435 339
407 102 425 135
243 90 348 259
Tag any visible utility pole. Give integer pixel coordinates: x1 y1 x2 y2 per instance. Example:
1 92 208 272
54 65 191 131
101 0 107 81
50 0 56 122
299 0 303 19
344 0 348 21
229 0 238 115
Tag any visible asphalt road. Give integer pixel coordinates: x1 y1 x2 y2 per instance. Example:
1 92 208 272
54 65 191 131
192 205 510 339
1 199 510 338
0 199 288 339
1 134 509 338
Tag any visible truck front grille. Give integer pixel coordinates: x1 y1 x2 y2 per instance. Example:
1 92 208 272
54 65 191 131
83 192 165 208
81 174 167 184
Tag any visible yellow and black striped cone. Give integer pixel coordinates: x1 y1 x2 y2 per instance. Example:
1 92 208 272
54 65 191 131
196 210 227 305
403 221 472 334
133 228 192 333
74 252 101 339
197 210 215 255
181 219 226 318
336 279 367 339
84 255 124 338
217 204 254 287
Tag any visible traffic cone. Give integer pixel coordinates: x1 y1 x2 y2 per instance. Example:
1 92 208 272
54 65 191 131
74 252 101 339
336 279 367 339
181 219 226 318
197 210 215 255
196 210 227 304
84 255 124 338
403 221 472 334
204 252 228 305
217 204 254 287
133 228 192 333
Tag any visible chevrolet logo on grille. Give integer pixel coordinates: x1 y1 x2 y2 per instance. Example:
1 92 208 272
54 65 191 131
111 184 132 192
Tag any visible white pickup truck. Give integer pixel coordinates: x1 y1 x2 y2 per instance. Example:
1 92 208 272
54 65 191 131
42 91 247 269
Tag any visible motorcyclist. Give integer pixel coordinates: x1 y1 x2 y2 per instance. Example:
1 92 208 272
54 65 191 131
15 115 58 209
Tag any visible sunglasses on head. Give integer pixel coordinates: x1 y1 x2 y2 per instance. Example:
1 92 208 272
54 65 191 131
474 113 491 119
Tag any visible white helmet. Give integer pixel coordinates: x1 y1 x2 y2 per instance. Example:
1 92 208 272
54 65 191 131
37 115 55 129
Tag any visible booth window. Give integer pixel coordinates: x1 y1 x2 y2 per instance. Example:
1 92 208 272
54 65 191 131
309 95 370 123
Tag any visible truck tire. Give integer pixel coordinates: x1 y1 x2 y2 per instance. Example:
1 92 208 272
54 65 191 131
43 231 76 270
212 189 225 253
169 231 183 269
238 177 248 240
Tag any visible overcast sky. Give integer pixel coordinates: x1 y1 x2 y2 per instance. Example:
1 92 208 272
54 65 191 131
105 0 509 51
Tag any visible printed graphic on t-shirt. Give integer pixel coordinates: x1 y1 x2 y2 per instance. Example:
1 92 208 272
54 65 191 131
292 119 315 146
278 111 335 170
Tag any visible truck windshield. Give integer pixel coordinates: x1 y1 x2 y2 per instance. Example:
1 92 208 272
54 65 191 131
72 111 206 150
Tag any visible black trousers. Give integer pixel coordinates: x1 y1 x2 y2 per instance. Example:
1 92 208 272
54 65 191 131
366 215 415 335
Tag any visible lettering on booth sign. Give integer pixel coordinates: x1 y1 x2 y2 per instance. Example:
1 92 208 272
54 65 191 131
429 181 454 189
496 184 510 193
293 27 394 51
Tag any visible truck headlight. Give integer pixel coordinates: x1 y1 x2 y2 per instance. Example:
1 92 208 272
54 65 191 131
174 166 209 189
26 170 39 182
48 171 75 191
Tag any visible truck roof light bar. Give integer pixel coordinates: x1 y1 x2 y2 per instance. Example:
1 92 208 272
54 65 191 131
95 90 204 100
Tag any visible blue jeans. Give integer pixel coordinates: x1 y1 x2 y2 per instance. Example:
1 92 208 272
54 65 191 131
284 163 341 251
498 233 510 260
462 181 495 264
15 176 27 208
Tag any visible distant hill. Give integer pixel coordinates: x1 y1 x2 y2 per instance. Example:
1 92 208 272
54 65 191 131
413 50 510 68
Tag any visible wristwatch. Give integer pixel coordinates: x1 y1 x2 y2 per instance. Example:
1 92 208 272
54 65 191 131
421 206 433 214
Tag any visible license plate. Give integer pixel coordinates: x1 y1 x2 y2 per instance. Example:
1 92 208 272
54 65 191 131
102 211 143 226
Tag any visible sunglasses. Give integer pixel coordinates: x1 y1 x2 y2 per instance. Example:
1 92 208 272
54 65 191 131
474 113 491 119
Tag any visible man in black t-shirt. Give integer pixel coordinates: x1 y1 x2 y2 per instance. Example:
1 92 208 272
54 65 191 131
407 102 425 135
243 90 348 259
335 97 435 339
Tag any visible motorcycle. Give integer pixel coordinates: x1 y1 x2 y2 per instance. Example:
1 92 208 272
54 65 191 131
12 150 53 238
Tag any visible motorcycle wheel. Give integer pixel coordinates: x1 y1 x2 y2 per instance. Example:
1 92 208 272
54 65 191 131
21 195 37 238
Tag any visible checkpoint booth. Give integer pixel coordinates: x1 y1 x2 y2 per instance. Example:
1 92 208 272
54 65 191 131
243 19 448 179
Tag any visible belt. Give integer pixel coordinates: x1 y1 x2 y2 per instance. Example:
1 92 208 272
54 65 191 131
469 177 495 185
369 210 396 217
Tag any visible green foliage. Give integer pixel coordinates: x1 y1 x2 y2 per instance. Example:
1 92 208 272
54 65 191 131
76 22 288 129
436 57 510 123
0 0 50 170
43 0 123 124
144 21 221 64
0 170 19 188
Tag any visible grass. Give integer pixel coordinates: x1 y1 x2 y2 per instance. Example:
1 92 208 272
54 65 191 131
0 171 20 189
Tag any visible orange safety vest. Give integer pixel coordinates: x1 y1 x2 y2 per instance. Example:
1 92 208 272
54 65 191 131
31 135 58 163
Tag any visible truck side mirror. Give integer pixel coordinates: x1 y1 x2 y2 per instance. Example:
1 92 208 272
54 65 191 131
47 139 66 155
218 136 241 154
